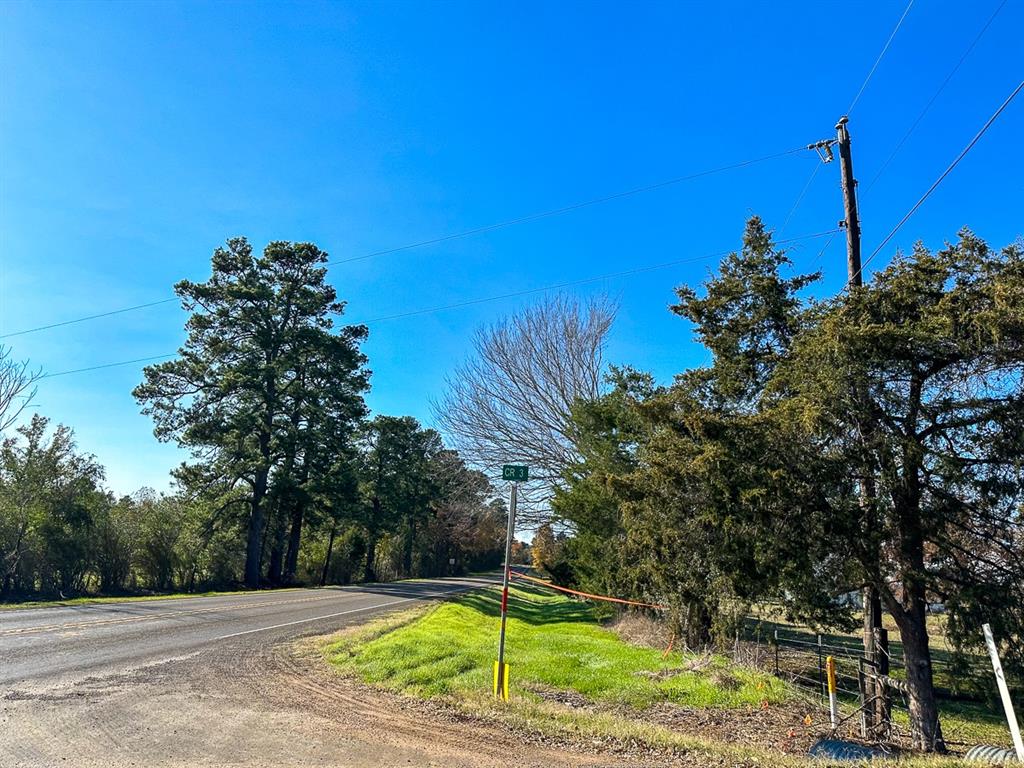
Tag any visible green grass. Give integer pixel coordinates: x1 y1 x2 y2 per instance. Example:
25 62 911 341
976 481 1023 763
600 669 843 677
0 586 301 610
896 700 1014 748
324 583 786 710
320 585 1009 766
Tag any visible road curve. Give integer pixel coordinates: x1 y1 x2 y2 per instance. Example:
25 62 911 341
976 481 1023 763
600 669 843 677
1 575 586 768
1 577 492 691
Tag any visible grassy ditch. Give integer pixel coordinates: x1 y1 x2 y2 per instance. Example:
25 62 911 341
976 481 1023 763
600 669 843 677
321 584 818 765
320 583 1011 766
324 582 786 709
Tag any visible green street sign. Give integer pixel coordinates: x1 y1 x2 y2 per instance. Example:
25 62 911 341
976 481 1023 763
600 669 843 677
502 465 529 482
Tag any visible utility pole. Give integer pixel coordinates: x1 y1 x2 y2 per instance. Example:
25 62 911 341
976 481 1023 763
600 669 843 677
835 116 863 287
812 116 886 735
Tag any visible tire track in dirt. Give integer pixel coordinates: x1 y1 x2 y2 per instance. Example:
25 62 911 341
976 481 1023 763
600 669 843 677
237 639 621 768
2 579 685 767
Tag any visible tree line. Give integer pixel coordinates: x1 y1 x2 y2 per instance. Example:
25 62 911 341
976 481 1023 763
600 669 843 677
0 238 507 598
4 222 1021 752
440 218 1024 754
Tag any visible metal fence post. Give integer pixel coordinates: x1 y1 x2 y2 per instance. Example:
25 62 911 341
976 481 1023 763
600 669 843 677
874 627 891 737
857 657 868 738
826 656 839 728
774 629 779 676
818 634 825 701
983 623 1024 762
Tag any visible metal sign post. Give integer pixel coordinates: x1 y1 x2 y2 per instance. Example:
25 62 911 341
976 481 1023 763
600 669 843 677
494 465 526 701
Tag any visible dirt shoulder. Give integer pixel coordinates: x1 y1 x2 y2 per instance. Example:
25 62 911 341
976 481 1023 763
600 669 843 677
2 627 648 768
307 589 988 768
262 639 640 767
304 630 825 768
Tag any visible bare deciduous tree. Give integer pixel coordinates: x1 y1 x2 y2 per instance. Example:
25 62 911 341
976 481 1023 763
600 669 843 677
434 294 616 524
0 346 40 434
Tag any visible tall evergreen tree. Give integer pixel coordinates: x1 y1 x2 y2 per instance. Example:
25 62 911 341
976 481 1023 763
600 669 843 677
619 218 836 646
134 238 368 588
552 367 655 598
773 231 1024 750
560 219 1024 750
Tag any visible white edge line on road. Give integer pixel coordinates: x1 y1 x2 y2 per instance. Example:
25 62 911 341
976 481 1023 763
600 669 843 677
213 586 476 642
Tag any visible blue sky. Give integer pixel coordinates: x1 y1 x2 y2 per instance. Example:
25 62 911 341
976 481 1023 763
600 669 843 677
1 0 1022 496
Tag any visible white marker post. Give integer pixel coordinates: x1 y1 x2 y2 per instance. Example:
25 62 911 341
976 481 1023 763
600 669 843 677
983 623 1024 762
494 464 526 701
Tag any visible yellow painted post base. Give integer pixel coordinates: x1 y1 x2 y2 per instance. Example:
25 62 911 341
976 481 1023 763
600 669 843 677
492 661 510 701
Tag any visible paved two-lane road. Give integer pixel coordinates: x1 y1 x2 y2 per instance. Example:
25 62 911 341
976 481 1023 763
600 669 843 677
1 577 488 692
2 576 615 768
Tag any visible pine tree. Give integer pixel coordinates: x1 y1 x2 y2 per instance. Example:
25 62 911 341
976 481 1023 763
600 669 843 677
134 238 368 588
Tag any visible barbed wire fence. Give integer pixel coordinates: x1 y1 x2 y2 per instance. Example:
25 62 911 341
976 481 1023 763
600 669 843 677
741 615 1015 750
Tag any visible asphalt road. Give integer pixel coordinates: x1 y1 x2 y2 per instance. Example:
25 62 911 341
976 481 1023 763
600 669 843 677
0 577 490 692
1 575 582 768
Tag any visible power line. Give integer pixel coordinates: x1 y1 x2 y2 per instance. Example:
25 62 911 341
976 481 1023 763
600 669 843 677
0 145 806 341
0 299 178 340
866 0 1008 192
364 230 837 323
361 249 745 323
330 146 807 266
34 229 839 380
38 354 176 380
847 0 916 115
860 79 1023 277
778 159 823 238
809 230 840 270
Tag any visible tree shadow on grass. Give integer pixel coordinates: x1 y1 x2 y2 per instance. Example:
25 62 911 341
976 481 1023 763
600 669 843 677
455 585 595 626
